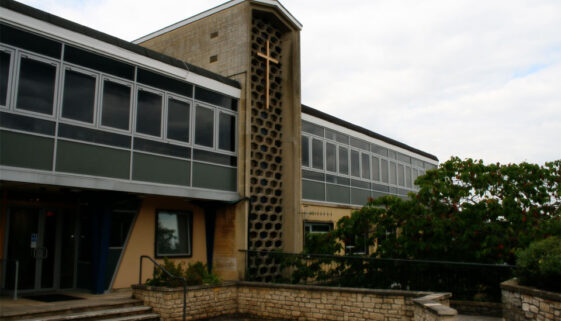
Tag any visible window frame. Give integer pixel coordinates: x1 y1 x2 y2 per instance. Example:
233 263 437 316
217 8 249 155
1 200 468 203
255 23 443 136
59 65 99 126
0 45 15 109
14 51 61 119
217 109 237 154
304 221 334 234
154 210 193 258
98 75 134 133
134 85 165 139
164 92 192 145
193 102 216 150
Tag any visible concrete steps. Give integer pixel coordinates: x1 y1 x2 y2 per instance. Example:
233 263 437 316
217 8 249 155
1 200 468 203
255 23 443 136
4 298 159 321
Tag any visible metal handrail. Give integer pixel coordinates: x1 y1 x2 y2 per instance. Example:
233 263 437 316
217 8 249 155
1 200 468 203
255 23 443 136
139 255 187 321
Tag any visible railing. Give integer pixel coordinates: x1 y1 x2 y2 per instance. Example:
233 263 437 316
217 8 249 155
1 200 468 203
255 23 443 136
139 255 187 321
241 250 516 302
0 259 20 300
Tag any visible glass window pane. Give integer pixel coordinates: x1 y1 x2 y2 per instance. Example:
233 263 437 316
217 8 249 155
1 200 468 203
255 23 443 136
372 156 380 181
351 150 360 177
339 146 349 175
406 166 412 188
361 153 370 179
326 143 336 172
0 51 10 106
312 139 323 170
16 57 56 115
398 164 405 186
218 113 235 151
136 90 162 136
195 105 214 147
62 69 96 123
101 80 131 130
167 98 190 142
381 159 389 183
412 169 418 186
156 211 191 256
301 136 309 167
390 161 397 185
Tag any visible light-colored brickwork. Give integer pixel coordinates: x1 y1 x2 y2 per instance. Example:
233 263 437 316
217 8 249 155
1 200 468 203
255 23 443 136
501 279 561 321
133 281 456 321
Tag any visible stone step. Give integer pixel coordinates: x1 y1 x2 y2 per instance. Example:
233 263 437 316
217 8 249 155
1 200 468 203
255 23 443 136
18 306 154 321
101 313 161 321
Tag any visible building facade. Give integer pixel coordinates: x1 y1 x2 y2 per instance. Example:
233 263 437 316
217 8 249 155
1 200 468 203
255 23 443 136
0 0 437 294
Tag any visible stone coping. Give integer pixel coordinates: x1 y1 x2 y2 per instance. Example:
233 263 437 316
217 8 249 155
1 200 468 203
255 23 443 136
413 293 457 317
501 279 561 302
133 280 441 298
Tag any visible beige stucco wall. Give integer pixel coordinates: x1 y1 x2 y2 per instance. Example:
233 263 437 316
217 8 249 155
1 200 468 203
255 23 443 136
112 196 207 289
300 202 358 228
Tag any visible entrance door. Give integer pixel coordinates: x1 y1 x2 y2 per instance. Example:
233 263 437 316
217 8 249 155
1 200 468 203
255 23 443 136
4 207 61 291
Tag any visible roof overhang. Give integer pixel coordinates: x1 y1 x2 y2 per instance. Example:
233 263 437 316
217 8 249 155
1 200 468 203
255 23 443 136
133 0 302 44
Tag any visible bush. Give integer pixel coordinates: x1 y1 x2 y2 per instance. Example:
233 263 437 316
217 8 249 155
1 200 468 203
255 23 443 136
146 258 221 287
516 236 561 292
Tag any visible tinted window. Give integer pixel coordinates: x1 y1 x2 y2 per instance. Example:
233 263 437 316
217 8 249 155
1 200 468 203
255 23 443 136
102 80 131 130
351 150 360 177
361 153 370 179
372 144 388 157
406 166 412 188
218 113 235 151
381 159 389 183
312 139 323 170
136 90 162 136
301 136 309 167
195 87 236 110
350 137 369 151
0 24 61 59
195 105 213 147
0 51 10 106
398 164 405 186
137 68 192 98
371 156 380 181
390 161 397 185
64 45 134 80
62 69 96 123
339 146 349 175
302 120 324 137
326 143 336 172
167 98 190 142
16 57 56 115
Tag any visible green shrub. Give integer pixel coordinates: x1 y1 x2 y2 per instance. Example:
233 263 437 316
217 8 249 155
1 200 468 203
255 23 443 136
146 258 221 287
516 236 561 292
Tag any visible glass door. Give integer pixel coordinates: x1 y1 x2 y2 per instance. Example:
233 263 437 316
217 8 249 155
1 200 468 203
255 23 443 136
4 207 60 291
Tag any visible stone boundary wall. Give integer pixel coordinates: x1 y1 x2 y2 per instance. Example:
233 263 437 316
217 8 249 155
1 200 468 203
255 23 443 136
501 279 561 321
133 281 457 321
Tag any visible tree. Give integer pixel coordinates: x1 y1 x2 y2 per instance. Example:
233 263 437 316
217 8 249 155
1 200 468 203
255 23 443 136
366 157 560 263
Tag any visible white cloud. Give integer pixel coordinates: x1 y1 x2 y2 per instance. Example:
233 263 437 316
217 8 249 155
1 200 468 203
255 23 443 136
16 0 561 164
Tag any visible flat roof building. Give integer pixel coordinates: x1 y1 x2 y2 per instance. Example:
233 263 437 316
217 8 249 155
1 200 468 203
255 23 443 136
0 0 437 294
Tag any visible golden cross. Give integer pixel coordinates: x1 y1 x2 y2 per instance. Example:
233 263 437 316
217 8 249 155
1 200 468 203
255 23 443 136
257 39 279 110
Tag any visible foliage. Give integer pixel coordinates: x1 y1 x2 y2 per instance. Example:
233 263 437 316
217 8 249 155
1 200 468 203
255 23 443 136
368 157 561 264
146 258 220 287
516 236 561 292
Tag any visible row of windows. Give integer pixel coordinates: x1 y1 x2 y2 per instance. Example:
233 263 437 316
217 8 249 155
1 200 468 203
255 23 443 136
0 44 237 153
302 134 429 189
303 120 436 169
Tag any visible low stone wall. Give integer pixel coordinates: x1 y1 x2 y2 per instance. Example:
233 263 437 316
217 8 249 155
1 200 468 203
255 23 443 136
501 279 561 321
133 281 457 321
132 282 237 320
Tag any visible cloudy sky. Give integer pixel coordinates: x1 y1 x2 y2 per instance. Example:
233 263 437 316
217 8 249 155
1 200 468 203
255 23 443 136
16 0 561 164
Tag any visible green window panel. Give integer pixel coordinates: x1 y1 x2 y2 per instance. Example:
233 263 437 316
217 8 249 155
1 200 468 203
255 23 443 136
302 179 325 201
132 152 190 186
192 162 236 191
326 184 350 204
56 140 129 179
0 130 54 170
